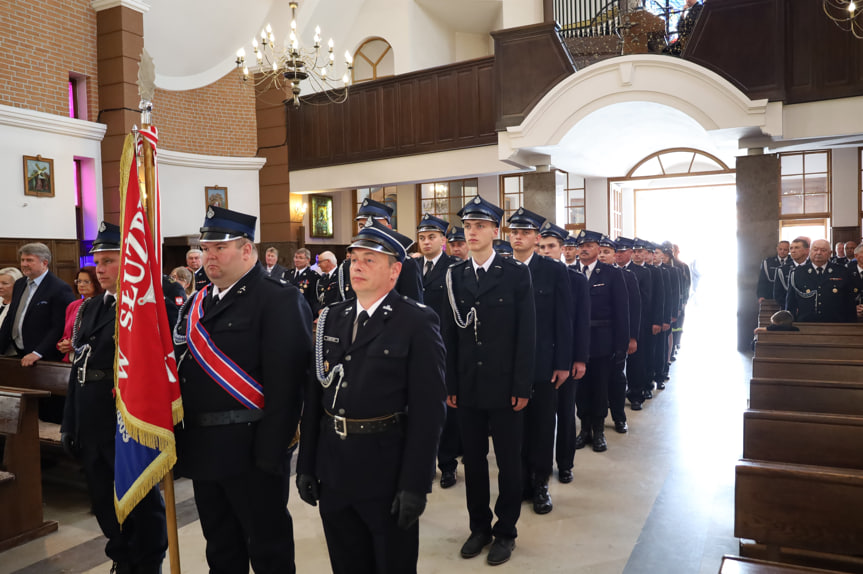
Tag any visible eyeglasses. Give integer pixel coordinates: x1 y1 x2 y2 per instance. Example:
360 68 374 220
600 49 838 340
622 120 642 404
74 279 92 285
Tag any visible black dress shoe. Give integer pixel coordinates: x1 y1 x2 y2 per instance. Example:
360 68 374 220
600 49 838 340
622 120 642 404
532 483 553 514
461 532 493 558
592 432 608 452
631 401 643 411
440 470 456 489
574 429 592 450
558 469 573 483
614 420 628 434
487 537 515 566
644 390 653 399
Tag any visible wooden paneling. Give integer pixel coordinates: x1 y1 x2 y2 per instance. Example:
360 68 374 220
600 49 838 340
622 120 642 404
0 239 81 288
685 0 863 105
285 58 496 171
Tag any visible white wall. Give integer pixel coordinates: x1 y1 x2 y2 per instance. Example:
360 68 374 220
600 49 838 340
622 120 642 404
158 150 266 239
585 177 609 233
831 147 859 228
0 105 105 239
455 32 492 61
502 0 543 28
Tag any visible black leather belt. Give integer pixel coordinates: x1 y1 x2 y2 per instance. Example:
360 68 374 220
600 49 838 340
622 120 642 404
323 411 403 439
590 320 611 327
77 367 111 384
187 409 264 428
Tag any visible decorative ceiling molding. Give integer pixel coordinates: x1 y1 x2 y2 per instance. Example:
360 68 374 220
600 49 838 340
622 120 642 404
90 0 151 13
0 104 107 141
158 149 267 171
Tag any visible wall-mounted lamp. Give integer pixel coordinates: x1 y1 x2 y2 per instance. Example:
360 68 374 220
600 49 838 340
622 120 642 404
293 202 308 222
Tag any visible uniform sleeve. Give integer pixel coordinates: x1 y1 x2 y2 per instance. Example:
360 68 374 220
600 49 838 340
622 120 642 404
513 265 536 399
441 268 460 396
756 259 772 299
569 269 590 364
551 262 573 372
610 267 630 356
785 268 799 318
650 268 663 327
399 308 447 494
255 286 312 474
297 361 324 477
625 272 640 340
396 257 424 303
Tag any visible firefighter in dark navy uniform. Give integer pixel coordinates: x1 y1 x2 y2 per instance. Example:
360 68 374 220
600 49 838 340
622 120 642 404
446 225 469 261
416 213 462 489
757 241 790 303
296 218 446 574
508 210 572 516
442 196 536 566
61 222 167 574
625 238 658 409
173 206 312 574
572 230 629 453
334 198 424 304
774 237 809 308
786 239 856 323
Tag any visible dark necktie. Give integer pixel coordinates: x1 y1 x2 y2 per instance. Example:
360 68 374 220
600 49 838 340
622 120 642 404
104 294 116 309
353 310 369 343
424 260 433 276
816 267 823 277
476 267 486 282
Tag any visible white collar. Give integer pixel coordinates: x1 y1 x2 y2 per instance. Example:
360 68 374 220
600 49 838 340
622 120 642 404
520 253 535 267
356 292 389 320
424 252 443 268
212 266 254 299
471 253 495 274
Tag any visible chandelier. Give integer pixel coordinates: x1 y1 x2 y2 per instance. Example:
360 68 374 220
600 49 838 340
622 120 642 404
824 0 863 39
235 1 353 107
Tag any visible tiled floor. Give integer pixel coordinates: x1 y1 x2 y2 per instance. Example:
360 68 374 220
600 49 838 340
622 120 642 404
2 293 749 574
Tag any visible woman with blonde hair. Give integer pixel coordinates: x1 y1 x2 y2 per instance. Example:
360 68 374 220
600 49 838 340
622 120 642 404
170 266 194 296
0 267 24 352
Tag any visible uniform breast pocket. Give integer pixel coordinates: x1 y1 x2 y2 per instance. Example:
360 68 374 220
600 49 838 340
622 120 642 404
367 342 409 378
210 317 252 334
488 294 514 307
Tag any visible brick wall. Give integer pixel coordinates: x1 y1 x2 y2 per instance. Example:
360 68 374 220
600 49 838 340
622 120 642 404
155 73 258 157
0 0 99 121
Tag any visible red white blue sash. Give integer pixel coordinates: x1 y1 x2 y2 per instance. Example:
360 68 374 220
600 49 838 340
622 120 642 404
186 286 264 409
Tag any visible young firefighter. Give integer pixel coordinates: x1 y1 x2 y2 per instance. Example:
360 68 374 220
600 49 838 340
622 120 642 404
442 196 536 565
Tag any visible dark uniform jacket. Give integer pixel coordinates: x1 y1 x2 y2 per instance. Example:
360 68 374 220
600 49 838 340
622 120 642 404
527 255 573 382
581 261 629 358
567 267 591 364
442 255 536 409
757 255 788 300
174 263 312 480
338 256 425 304
0 271 75 360
786 260 857 323
288 267 320 316
193 267 209 292
850 263 863 308
297 291 446 500
316 269 340 310
773 260 800 309
620 266 641 341
163 276 187 330
421 252 457 318
61 295 117 444
659 264 678 322
264 263 288 281
642 263 664 327
625 261 654 336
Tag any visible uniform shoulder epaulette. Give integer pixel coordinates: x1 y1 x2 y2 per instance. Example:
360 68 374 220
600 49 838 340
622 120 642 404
504 257 523 267
263 274 289 287
449 258 469 269
399 294 429 309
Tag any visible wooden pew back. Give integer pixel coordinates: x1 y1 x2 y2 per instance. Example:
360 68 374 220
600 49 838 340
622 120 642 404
752 358 863 382
749 378 863 416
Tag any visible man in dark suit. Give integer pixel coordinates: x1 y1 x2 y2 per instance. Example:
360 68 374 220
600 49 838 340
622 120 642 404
417 213 461 489
0 242 75 366
539 226 589 484
287 247 320 315
336 199 424 304
626 238 660 409
315 250 340 312
442 196 536 565
297 219 446 574
786 239 857 323
61 223 167 574
757 241 790 303
187 247 209 292
174 206 312 574
263 246 288 280
509 210 572 515
774 237 809 308
572 230 629 453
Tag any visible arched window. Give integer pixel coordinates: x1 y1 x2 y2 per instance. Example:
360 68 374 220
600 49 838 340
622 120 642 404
352 37 394 83
626 148 731 178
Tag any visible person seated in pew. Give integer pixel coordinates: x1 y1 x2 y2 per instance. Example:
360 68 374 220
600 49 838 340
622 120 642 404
0 267 24 353
56 266 102 362
765 310 799 332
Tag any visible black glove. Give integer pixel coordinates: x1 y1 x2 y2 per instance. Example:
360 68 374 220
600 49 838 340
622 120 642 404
390 490 426 530
296 474 320 507
61 432 77 458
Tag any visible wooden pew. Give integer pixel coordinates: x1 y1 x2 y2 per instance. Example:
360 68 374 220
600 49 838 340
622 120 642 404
720 555 851 573
743 409 863 469
793 323 863 335
752 357 863 382
735 460 863 557
0 357 70 397
0 386 59 551
738 544 863 573
755 331 863 346
754 340 863 361
749 378 863 416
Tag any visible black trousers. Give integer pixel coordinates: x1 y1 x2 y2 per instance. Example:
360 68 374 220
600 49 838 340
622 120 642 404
576 355 613 431
523 381 557 481
651 331 667 381
673 306 686 349
555 377 578 471
193 467 295 574
625 331 649 401
459 404 524 539
437 404 461 473
319 485 418 574
608 356 628 423
78 440 167 565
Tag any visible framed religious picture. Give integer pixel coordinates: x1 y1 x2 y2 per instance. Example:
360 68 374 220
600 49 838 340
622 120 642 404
310 194 334 238
205 186 228 209
23 155 55 197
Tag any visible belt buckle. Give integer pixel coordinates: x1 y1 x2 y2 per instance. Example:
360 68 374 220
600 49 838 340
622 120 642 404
333 415 347 439
77 367 85 385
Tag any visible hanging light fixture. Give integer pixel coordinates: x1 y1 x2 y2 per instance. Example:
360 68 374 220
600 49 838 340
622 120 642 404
824 0 863 39
235 1 353 107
